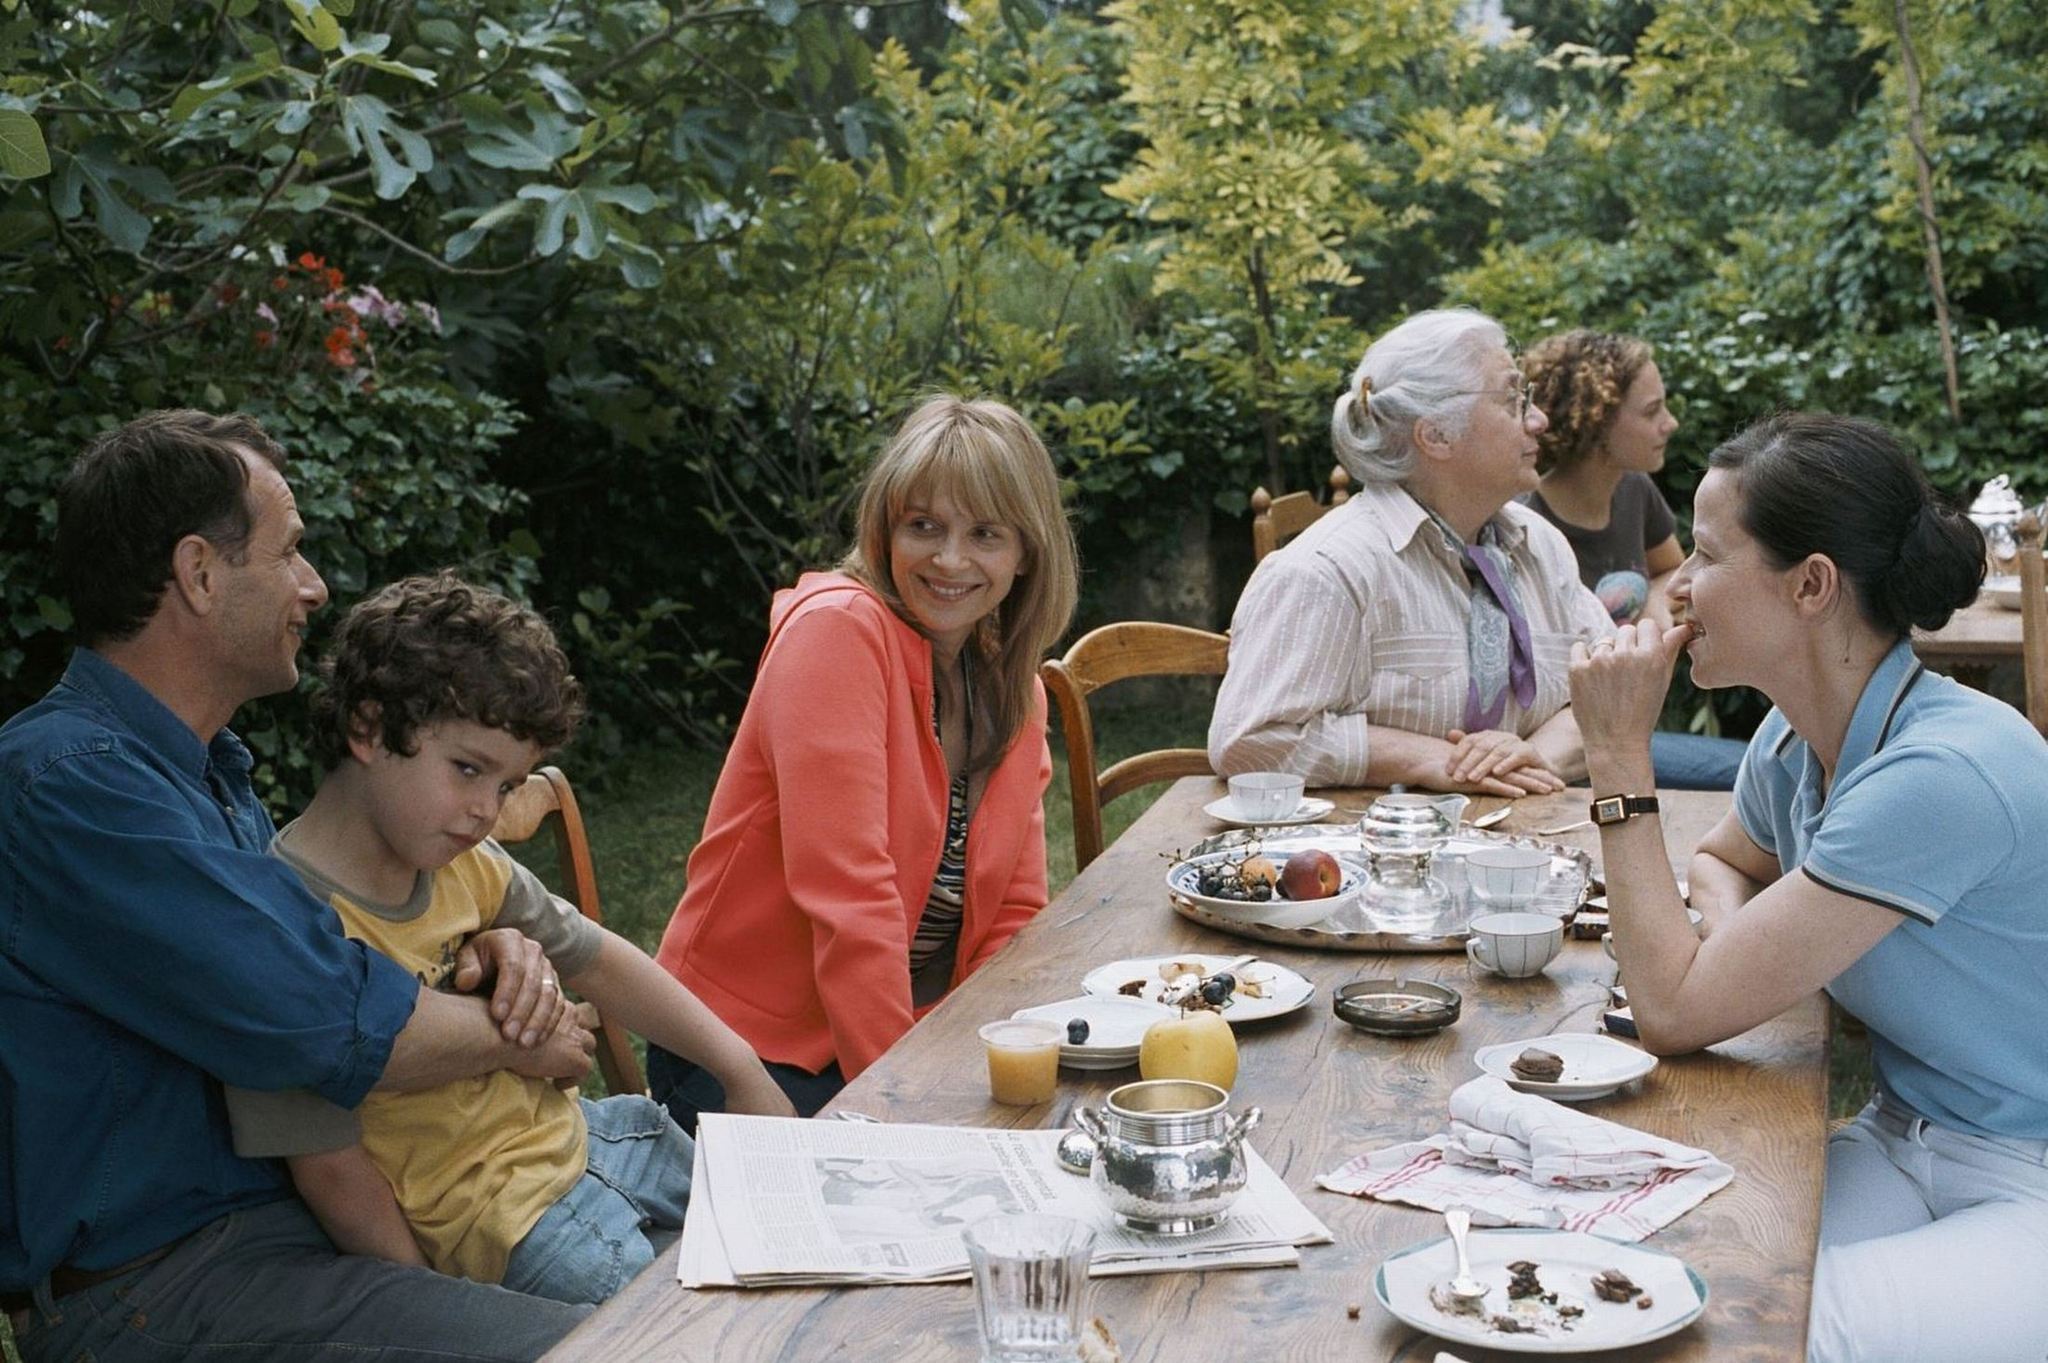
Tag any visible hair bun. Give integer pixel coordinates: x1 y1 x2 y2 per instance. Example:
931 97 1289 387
1876 503 1985 633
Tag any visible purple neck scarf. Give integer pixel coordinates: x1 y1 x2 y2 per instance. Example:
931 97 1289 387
1424 508 1537 731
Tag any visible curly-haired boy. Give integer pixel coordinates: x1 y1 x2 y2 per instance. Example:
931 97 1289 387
224 573 791 1305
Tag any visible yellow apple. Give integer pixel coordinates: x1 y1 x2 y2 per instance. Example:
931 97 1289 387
1138 1009 1238 1091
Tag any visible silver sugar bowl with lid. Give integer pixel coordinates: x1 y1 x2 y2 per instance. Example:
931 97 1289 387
1073 1079 1261 1235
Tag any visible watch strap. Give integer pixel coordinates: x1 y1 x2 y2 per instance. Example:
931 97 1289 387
1589 793 1660 826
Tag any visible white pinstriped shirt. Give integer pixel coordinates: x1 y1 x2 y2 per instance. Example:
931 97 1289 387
1209 479 1615 785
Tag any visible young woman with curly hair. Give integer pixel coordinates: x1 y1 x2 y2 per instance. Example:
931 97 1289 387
1522 330 1744 789
1522 331 1686 627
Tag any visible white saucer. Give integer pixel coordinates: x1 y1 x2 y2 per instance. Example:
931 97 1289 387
1982 574 2024 611
1201 795 1337 828
1012 995 1173 1070
1475 1032 1658 1101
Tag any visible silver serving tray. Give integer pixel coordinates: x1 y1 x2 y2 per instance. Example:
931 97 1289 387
1168 826 1594 953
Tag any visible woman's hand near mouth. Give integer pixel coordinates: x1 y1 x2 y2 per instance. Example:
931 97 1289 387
1568 620 1696 783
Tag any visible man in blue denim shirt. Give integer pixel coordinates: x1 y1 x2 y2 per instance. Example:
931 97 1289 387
1 412 595 1362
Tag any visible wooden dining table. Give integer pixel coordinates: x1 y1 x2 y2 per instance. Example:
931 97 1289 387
1913 597 2021 685
546 779 1828 1363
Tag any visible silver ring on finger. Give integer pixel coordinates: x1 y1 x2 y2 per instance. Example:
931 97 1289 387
542 976 558 993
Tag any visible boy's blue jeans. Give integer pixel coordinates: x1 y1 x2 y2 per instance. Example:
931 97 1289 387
500 1095 694 1306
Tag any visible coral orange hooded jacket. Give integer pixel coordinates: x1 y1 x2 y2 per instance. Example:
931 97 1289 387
653 572 1051 1079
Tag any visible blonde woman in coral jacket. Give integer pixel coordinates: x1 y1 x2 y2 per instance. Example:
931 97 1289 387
650 397 1080 1125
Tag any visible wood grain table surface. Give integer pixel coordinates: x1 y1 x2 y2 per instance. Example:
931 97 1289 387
1913 598 2021 668
546 779 1827 1363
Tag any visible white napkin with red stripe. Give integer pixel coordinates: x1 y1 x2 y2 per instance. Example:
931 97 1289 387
1315 1076 1732 1241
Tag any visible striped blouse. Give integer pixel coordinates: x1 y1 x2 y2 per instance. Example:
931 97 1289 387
909 663 971 1006
1208 479 1615 785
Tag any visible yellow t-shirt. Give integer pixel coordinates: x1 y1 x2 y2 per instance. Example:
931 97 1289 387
227 834 605 1284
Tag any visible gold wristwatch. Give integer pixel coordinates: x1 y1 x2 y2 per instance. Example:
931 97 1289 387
1589 794 1660 826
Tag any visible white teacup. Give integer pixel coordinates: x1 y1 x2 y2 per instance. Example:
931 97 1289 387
1466 847 1553 912
1467 911 1564 978
1226 771 1304 822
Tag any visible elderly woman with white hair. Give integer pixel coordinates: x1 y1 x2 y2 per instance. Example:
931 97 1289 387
1209 308 1613 794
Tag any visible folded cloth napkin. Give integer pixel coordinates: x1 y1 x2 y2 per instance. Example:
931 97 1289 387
1315 1076 1733 1242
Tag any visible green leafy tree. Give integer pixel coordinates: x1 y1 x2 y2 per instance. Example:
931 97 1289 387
1102 0 1539 493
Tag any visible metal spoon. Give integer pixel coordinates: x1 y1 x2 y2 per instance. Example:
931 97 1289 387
1531 818 1594 837
1468 805 1514 830
1443 1205 1488 1306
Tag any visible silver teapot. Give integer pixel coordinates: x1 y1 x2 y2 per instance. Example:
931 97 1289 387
1073 1079 1261 1235
1358 791 1464 886
1969 474 2023 568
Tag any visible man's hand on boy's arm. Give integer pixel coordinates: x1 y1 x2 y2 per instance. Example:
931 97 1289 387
452 926 569 1046
381 985 595 1092
566 931 797 1119
286 1145 427 1267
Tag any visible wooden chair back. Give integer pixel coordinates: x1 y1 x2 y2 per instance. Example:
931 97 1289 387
2017 511 2048 736
492 766 647 1096
1041 622 1231 872
1250 464 1353 561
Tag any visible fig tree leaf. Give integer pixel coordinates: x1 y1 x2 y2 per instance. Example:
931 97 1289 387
0 108 49 179
338 93 433 199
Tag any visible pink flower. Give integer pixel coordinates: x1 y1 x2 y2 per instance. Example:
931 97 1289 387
346 285 407 328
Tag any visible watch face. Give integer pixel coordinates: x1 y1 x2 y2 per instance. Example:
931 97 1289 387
1592 797 1626 824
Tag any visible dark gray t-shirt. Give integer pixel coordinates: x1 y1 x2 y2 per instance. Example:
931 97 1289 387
1521 472 1677 623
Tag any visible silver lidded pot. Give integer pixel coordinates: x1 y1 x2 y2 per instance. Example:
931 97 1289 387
1969 474 2023 569
1358 791 1461 888
1073 1079 1261 1235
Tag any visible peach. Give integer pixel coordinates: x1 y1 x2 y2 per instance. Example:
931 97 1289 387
1280 848 1342 900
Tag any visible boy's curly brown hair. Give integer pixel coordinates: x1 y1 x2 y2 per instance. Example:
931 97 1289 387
312 572 584 766
1524 330 1655 474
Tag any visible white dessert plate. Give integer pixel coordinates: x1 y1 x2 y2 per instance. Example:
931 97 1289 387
1982 574 2025 611
1375 1226 1707 1353
1474 1032 1659 1101
1164 849 1363 929
1080 954 1314 1023
1201 795 1337 828
1011 995 1174 1070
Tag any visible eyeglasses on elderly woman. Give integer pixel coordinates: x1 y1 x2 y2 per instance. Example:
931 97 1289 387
1429 380 1536 421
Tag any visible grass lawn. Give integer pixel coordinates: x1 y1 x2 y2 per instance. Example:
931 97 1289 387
0 703 1867 1363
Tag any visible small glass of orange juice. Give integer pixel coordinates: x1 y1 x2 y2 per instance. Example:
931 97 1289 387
978 1020 1062 1106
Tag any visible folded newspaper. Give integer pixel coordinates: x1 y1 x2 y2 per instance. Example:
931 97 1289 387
678 1114 1332 1288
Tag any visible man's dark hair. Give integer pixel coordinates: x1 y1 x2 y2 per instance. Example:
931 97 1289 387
311 572 584 766
55 409 287 645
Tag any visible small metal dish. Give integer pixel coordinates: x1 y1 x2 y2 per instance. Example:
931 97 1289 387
1332 978 1462 1037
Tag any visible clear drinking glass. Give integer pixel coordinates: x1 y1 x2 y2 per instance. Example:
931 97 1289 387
964 1213 1096 1363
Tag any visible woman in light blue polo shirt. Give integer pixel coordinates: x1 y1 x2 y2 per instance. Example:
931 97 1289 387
1568 413 2048 1363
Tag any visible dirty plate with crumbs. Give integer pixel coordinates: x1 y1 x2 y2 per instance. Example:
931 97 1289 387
1375 1227 1706 1353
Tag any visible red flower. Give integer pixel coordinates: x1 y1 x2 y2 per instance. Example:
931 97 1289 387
323 324 359 368
297 251 326 271
323 267 345 293
217 283 242 306
272 275 289 291
254 329 276 349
